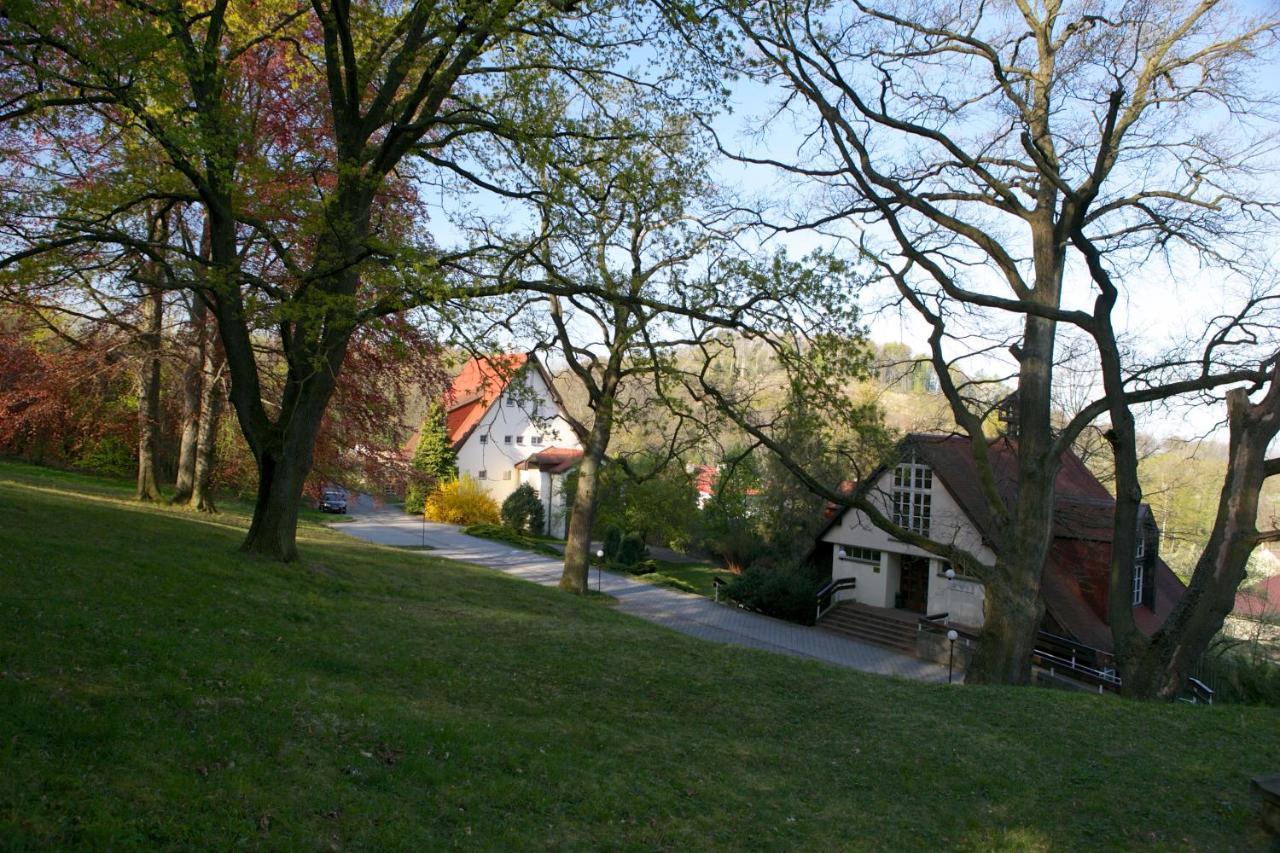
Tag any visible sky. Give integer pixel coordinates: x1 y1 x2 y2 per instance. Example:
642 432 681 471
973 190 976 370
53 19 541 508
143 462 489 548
425 0 1280 444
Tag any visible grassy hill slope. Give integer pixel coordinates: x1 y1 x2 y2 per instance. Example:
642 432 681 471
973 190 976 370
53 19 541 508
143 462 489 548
0 460 1276 850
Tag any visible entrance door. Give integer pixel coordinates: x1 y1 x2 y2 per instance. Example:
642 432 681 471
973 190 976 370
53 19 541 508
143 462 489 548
899 555 930 613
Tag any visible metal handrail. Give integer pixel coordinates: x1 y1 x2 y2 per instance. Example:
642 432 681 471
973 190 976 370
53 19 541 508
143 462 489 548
815 578 857 622
1184 676 1214 705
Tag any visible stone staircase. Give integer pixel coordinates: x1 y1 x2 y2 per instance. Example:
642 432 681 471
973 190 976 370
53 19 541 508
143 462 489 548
818 602 919 653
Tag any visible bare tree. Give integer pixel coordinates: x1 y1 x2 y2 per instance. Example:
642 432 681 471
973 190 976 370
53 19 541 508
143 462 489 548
706 0 1280 684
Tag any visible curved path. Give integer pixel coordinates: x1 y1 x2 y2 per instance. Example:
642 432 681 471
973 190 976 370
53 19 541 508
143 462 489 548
335 496 950 683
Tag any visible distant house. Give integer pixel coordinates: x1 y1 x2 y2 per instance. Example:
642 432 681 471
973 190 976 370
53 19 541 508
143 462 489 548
689 463 761 509
814 433 1185 654
407 353 582 537
1227 574 1280 650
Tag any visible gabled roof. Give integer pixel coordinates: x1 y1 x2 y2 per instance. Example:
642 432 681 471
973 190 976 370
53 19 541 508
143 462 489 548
403 352 575 456
823 432 1186 651
444 353 530 449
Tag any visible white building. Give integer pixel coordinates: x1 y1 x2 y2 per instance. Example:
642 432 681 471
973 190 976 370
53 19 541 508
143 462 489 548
415 353 582 537
816 433 1184 647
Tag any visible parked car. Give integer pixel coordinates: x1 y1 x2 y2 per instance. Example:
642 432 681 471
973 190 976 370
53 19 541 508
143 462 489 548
318 490 348 514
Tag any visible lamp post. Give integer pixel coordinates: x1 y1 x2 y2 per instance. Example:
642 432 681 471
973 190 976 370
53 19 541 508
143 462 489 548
946 629 959 684
596 549 604 592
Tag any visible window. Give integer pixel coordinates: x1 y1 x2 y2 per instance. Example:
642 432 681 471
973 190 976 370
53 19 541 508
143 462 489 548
479 434 488 444
892 451 932 536
938 561 978 580
503 470 512 481
516 436 524 445
478 470 487 480
838 546 881 565
531 435 543 446
504 435 512 444
1132 537 1146 606
506 397 515 407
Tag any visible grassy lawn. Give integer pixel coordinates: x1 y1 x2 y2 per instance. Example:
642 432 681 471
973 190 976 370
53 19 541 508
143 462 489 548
462 523 562 557
642 559 733 599
1 459 1278 849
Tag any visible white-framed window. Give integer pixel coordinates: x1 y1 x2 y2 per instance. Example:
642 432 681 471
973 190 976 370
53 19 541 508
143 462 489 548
478 470 488 480
479 434 488 444
838 545 881 564
892 451 932 536
1132 536 1146 606
503 470 512 481
516 436 524 445
504 435 512 444
506 397 515 407
531 435 543 446
938 561 978 581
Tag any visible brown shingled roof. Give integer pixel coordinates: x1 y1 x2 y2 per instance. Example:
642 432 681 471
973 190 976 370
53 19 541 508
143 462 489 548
829 432 1187 651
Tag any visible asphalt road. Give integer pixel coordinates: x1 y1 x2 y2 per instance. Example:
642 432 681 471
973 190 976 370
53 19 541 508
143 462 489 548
333 495 950 683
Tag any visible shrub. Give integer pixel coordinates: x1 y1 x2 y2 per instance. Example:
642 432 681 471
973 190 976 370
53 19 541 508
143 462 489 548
601 526 624 562
617 532 647 567
723 561 823 625
500 483 545 535
74 435 133 478
424 476 500 526
404 481 427 515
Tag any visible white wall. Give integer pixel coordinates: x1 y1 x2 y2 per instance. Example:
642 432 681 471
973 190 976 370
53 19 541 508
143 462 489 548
926 565 985 627
831 549 892 608
454 367 580 516
823 467 997 565
822 464 991 627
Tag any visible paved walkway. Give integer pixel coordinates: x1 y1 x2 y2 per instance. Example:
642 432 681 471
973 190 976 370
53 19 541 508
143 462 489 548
335 497 950 683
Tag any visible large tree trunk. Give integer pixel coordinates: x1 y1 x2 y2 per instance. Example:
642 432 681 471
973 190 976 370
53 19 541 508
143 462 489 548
967 306 1061 684
135 284 164 502
205 189 365 561
189 343 223 513
1119 384 1280 698
560 413 613 594
171 299 206 504
241 443 313 561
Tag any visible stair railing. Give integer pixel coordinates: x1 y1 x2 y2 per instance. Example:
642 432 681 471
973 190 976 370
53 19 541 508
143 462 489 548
815 578 857 622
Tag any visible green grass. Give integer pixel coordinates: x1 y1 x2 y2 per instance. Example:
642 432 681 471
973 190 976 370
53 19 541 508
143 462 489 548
462 522 562 557
642 559 734 599
1 458 1278 849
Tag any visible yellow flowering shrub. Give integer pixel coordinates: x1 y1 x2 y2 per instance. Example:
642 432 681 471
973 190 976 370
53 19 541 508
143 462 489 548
423 476 500 526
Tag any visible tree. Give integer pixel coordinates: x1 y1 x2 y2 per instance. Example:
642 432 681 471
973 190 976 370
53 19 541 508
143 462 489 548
406 402 457 514
469 86 864 593
501 483 545 535
708 0 1280 685
0 0 687 561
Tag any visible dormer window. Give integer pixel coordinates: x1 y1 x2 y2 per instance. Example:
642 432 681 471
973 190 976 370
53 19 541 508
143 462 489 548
1132 537 1146 606
892 450 932 536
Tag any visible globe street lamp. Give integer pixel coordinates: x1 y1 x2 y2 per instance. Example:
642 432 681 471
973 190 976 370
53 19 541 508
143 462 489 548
946 628 959 684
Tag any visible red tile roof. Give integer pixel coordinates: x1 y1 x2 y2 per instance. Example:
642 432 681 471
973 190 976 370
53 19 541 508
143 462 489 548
1234 574 1280 621
443 354 529 448
515 447 583 474
401 354 532 457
